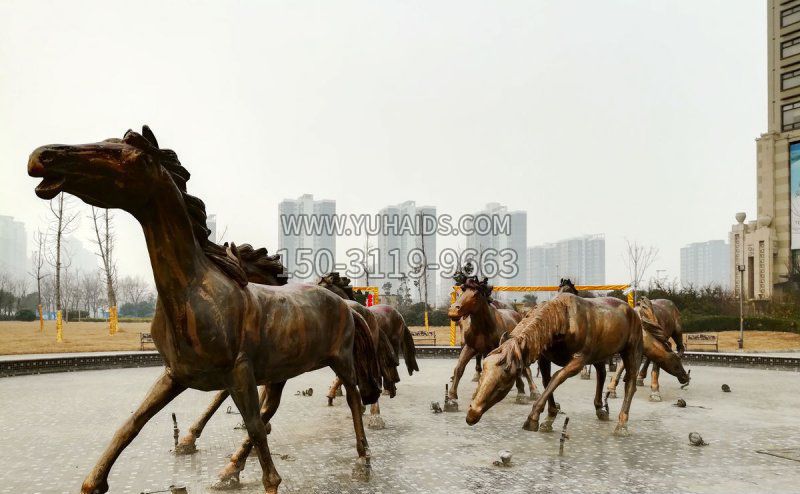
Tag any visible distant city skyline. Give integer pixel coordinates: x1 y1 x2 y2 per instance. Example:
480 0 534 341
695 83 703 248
528 234 606 287
681 240 730 289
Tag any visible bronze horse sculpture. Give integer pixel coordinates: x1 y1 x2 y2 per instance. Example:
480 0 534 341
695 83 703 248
447 276 538 404
607 297 689 401
319 272 419 430
466 293 643 436
28 127 383 494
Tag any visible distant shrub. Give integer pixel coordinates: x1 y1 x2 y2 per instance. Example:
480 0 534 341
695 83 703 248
682 315 799 333
14 309 36 321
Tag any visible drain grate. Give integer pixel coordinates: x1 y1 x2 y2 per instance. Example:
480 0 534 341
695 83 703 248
756 448 800 462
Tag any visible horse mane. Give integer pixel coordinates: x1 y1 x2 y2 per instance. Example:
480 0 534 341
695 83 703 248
492 296 570 368
227 243 287 286
637 297 670 350
462 275 493 298
133 128 285 288
558 278 578 294
318 272 355 300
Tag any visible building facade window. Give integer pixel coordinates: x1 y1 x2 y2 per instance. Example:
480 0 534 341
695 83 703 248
782 101 800 130
782 37 800 59
782 5 800 28
783 68 800 90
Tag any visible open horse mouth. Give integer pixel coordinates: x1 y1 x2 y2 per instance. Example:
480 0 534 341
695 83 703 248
28 148 67 200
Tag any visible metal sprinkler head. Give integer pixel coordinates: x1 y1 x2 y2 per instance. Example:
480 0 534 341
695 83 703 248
675 398 687 408
430 401 443 414
493 450 512 467
721 384 731 393
689 432 708 446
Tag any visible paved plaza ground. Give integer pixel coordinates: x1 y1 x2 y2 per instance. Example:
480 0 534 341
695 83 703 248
0 359 799 493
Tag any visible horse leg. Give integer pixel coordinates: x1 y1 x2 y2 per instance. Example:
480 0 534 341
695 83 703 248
637 357 650 387
615 348 642 436
524 366 540 401
82 371 185 494
449 345 477 401
594 363 609 421
606 363 625 399
216 381 285 487
524 357 584 432
367 400 385 430
536 358 559 432
649 364 662 402
472 354 482 382
175 390 229 455
327 377 343 406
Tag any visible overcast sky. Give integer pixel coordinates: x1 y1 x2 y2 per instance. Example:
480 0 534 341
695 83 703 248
0 0 764 288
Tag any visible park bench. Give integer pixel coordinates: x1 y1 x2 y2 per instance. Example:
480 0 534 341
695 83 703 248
140 332 155 351
412 330 437 346
684 332 718 352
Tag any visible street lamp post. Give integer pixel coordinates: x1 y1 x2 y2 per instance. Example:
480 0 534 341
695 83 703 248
735 212 747 350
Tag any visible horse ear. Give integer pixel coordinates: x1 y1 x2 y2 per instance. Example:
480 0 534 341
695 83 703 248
499 331 510 344
141 125 159 148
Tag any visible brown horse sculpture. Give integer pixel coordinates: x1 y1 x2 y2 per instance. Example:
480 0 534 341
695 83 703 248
28 127 382 494
466 293 643 436
447 276 538 403
607 297 689 401
320 272 412 430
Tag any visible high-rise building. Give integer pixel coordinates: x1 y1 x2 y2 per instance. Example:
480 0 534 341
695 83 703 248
680 240 730 289
375 201 436 304
527 234 606 286
63 236 100 274
464 203 527 286
730 1 800 298
278 194 336 283
0 215 27 278
207 214 218 244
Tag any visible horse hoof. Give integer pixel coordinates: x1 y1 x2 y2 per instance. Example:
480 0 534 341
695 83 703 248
530 390 541 401
613 425 630 437
596 410 610 421
367 415 386 430
352 456 372 481
335 388 343 397
522 419 539 432
608 390 617 399
514 392 530 404
539 421 554 433
327 397 334 406
174 440 197 455
636 378 645 387
443 399 459 412
382 389 392 396
211 471 241 490
649 392 662 402
81 479 109 494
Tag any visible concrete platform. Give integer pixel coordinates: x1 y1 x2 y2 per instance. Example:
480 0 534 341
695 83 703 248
0 359 798 493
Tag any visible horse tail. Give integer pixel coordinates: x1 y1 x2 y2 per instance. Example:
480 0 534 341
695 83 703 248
352 311 382 405
401 322 419 375
377 328 400 397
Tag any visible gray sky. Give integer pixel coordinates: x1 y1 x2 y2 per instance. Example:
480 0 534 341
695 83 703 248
0 0 764 287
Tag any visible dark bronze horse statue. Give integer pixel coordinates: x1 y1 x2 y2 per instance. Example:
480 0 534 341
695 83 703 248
447 276 538 404
28 127 382 494
467 293 643 436
607 297 689 401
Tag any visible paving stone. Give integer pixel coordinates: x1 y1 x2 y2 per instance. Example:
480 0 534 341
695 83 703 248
0 359 798 493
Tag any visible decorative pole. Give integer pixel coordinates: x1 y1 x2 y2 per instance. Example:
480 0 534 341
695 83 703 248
735 212 746 350
56 310 63 343
38 304 43 332
449 288 457 346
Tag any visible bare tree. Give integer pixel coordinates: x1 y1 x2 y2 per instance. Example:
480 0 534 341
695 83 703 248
90 207 117 310
47 194 79 318
623 239 659 300
81 270 103 317
30 230 48 324
119 275 151 306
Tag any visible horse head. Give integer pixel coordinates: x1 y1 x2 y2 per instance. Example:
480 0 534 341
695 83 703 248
466 331 525 425
28 126 180 214
448 275 492 320
557 278 578 295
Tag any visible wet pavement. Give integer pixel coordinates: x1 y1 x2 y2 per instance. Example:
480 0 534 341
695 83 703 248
0 359 798 493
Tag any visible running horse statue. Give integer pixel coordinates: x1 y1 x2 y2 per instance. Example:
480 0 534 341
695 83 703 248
447 276 539 404
466 292 643 436
607 297 689 401
28 126 382 494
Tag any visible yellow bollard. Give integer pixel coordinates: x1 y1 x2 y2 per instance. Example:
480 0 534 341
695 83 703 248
38 304 43 333
56 310 63 343
449 289 457 346
108 306 119 335
627 291 634 308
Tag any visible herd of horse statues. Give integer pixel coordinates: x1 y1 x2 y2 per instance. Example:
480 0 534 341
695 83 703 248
27 127 692 494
